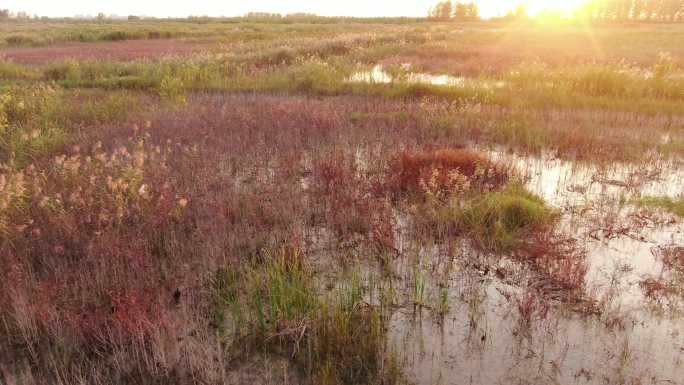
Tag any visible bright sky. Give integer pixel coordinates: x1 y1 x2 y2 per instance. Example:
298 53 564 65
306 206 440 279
3 0 585 18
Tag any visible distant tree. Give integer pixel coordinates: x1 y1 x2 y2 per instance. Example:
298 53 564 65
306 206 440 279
0 9 9 19
464 2 479 18
245 12 282 19
514 4 529 19
429 0 682 23
429 1 453 19
576 0 684 22
453 2 468 18
632 0 647 19
286 13 317 18
662 0 683 20
429 1 479 20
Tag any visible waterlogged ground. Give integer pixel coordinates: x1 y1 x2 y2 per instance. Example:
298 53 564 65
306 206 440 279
290 140 684 384
379 152 684 385
3 21 684 385
348 64 507 89
242 106 684 384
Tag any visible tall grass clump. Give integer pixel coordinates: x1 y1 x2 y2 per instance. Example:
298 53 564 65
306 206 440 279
457 182 558 250
0 132 202 383
0 60 41 81
210 247 404 385
506 60 684 105
0 85 65 165
638 196 684 217
386 148 509 199
387 149 557 251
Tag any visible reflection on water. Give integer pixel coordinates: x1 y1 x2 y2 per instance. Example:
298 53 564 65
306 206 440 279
387 151 684 385
295 144 683 384
349 64 466 87
348 64 506 89
487 151 684 305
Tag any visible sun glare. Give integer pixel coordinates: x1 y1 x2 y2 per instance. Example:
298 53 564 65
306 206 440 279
526 0 587 16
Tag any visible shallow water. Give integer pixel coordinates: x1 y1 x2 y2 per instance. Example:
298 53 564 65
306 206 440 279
295 145 684 384
348 64 506 89
490 151 684 306
387 152 684 385
349 64 467 87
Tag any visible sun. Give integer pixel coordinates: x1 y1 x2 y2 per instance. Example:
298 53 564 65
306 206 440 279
525 0 587 16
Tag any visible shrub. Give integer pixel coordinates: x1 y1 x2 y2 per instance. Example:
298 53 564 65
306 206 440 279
101 30 143 41
158 75 186 104
570 65 631 97
457 182 557 250
5 34 36 46
386 148 508 198
43 61 81 82
0 60 39 80
414 182 557 251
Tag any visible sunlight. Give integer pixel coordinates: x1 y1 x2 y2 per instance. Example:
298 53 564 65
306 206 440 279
526 0 587 16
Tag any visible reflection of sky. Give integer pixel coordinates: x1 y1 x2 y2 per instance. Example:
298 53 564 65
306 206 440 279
391 151 684 385
487 150 684 205
349 65 466 87
487 149 684 307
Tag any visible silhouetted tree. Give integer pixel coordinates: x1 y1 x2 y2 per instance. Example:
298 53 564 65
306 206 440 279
429 1 453 19
463 2 480 19
429 0 682 22
429 1 479 20
453 2 468 18
576 0 684 21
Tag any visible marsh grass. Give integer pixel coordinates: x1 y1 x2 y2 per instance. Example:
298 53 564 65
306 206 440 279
415 181 557 251
0 20 682 385
386 148 509 198
458 183 558 250
638 196 684 217
210 248 405 385
0 84 65 165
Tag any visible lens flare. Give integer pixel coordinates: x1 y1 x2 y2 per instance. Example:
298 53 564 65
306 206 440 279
526 0 587 16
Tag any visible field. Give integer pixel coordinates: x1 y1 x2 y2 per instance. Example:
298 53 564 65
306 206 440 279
1 18 684 385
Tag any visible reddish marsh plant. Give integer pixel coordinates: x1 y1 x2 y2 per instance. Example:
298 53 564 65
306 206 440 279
386 148 509 198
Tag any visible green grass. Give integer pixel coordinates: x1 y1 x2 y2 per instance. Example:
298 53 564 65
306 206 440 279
209 248 404 385
1 22 682 117
459 183 557 250
638 196 684 217
417 182 558 251
0 84 66 166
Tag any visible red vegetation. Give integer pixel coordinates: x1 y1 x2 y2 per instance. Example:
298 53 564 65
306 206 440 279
652 245 684 271
313 153 397 253
386 148 508 196
1 39 206 65
639 277 675 300
519 231 588 294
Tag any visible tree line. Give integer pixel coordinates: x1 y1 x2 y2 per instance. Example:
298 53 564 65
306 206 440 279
428 0 684 22
581 0 684 21
428 1 480 20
